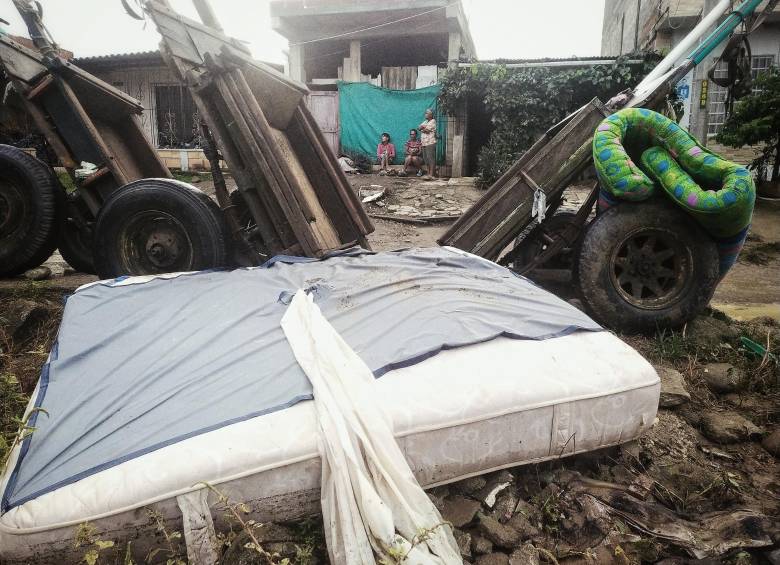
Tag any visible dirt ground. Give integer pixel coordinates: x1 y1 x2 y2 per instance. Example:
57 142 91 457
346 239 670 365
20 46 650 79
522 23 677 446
1 176 779 563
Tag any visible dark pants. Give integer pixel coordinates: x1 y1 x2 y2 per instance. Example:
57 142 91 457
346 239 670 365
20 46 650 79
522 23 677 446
422 144 436 167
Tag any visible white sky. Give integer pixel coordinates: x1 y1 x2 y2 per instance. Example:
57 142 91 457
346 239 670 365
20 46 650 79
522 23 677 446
0 0 606 62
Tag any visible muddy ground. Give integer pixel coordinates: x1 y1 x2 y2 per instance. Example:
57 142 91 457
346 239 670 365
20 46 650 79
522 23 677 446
0 176 779 564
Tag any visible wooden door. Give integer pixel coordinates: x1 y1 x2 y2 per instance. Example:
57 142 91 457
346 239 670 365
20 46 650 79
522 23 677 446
306 91 339 156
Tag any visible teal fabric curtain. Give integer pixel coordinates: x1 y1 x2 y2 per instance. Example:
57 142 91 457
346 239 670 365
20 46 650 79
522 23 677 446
338 82 446 165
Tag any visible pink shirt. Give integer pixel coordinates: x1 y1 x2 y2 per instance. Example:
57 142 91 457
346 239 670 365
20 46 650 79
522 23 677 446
376 142 396 159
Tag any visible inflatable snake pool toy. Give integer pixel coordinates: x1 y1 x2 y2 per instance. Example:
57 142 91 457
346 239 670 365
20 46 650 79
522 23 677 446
593 107 755 275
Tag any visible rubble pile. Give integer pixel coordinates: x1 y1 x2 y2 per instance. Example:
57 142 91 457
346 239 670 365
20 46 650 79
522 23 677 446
353 177 482 220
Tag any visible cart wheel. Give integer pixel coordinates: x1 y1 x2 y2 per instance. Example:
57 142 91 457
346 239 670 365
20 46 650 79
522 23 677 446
58 214 96 274
575 199 719 333
0 144 59 277
513 211 578 271
93 178 230 279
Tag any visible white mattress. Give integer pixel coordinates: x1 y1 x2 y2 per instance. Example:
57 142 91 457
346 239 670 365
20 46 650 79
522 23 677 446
0 330 659 560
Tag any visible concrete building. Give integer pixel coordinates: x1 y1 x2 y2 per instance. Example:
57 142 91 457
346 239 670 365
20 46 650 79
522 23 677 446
270 0 476 177
73 51 281 171
601 0 779 162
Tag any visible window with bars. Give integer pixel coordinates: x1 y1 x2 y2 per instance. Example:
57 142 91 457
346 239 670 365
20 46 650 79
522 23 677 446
154 84 201 149
707 55 776 136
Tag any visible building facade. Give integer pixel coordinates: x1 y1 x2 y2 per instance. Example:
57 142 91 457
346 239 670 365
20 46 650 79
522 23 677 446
270 0 476 176
601 0 779 163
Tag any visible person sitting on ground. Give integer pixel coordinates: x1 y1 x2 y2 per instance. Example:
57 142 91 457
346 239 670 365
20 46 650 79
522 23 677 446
376 132 396 176
419 109 437 180
398 129 424 177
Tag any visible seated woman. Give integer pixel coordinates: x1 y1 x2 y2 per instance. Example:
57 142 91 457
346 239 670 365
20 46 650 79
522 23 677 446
399 129 424 177
376 132 396 176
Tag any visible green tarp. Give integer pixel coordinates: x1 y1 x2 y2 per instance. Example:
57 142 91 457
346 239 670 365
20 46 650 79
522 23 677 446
338 81 446 165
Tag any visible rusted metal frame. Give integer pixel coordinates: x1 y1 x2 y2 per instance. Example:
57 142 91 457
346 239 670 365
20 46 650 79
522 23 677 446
223 67 319 225
210 72 319 255
52 77 130 186
189 77 289 253
294 105 373 235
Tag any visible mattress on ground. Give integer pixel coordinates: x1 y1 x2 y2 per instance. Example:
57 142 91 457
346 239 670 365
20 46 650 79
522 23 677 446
0 246 658 560
0 331 659 559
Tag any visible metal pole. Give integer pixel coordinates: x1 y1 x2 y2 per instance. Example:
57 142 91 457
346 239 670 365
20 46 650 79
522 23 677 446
191 0 223 32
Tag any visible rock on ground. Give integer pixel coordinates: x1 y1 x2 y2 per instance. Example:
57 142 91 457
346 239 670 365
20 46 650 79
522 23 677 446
700 410 763 444
686 315 739 349
702 363 744 393
761 429 780 457
475 552 509 565
657 367 691 407
441 495 482 528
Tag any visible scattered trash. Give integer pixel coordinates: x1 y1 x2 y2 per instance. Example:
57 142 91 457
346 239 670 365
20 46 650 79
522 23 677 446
360 186 386 203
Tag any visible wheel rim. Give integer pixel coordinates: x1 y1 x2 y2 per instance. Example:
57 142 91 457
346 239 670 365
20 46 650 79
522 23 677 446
119 211 193 273
610 227 691 310
0 178 28 239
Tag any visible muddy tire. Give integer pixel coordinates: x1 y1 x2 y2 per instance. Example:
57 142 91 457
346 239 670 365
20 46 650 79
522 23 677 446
575 199 719 333
0 144 59 277
92 178 230 279
58 212 96 274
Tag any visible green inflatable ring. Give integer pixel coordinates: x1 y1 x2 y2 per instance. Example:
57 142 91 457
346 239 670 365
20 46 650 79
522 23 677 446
592 108 755 274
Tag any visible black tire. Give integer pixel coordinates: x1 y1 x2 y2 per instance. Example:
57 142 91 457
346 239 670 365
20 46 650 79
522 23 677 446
513 212 578 271
93 178 230 279
575 199 720 333
0 144 59 276
58 213 96 274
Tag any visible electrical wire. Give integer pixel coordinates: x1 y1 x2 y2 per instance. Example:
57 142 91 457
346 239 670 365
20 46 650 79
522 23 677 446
289 1 460 47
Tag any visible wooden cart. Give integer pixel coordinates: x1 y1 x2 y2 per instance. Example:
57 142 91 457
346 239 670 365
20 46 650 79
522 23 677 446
0 0 372 279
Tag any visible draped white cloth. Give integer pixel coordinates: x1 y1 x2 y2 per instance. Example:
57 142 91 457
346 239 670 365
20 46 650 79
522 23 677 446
281 290 461 565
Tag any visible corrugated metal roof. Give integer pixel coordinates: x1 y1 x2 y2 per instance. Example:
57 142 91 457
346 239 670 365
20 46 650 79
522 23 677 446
72 51 163 66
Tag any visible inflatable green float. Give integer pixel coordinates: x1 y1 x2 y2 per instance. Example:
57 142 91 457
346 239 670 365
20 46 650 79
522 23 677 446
593 108 755 275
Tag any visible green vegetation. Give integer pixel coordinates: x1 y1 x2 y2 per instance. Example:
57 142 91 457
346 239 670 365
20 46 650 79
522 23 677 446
438 54 668 186
717 68 780 182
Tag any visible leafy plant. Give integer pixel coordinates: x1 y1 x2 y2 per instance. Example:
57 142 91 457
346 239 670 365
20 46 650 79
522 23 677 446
438 54 665 185
717 68 780 183
74 522 115 565
0 373 44 474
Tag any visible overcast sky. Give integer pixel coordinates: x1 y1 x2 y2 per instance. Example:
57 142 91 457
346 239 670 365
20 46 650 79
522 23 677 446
0 0 606 62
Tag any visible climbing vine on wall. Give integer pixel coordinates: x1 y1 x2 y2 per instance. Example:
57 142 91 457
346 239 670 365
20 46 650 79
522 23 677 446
438 53 665 185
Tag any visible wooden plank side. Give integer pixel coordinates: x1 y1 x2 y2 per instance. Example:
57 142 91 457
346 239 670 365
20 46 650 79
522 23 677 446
295 105 373 234
440 99 608 254
212 74 319 254
270 127 342 249
223 71 323 252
